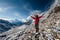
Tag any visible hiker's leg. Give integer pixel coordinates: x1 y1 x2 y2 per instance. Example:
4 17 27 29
35 24 39 32
35 24 39 40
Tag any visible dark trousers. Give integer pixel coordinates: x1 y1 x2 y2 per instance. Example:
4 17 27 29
35 24 39 32
35 24 39 40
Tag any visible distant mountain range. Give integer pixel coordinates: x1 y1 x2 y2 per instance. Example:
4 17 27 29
0 19 32 33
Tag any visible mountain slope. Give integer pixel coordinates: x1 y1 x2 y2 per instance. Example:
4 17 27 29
0 24 34 40
40 4 60 28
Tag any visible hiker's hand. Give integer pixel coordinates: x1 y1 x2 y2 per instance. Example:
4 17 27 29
42 13 44 16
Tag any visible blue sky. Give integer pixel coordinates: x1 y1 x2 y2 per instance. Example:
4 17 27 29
0 0 54 21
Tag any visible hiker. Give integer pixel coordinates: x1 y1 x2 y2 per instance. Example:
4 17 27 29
31 13 44 40
31 14 44 33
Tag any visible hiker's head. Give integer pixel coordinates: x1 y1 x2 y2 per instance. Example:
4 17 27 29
34 14 38 18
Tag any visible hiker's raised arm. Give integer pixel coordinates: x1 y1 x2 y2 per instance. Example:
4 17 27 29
39 16 42 18
39 13 44 18
42 13 44 16
31 16 35 19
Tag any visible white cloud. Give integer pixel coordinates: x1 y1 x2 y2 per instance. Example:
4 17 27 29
21 19 27 22
0 2 16 12
14 12 20 17
0 7 8 12
0 17 12 21
0 6 15 12
30 10 41 16
0 3 9 12
23 4 32 11
13 12 28 22
13 12 22 18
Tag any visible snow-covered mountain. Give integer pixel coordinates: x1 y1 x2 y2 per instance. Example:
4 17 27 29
0 19 32 34
10 19 24 26
9 19 32 26
0 19 14 33
0 19 24 33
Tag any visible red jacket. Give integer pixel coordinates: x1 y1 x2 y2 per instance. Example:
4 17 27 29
31 16 42 24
